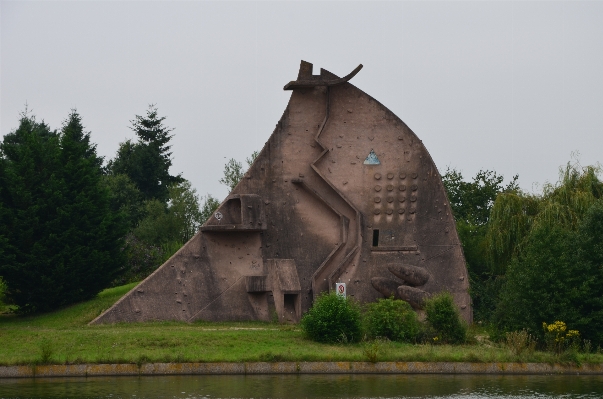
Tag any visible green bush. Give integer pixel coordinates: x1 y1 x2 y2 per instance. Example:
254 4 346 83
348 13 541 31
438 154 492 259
300 293 363 343
365 297 420 342
425 292 467 344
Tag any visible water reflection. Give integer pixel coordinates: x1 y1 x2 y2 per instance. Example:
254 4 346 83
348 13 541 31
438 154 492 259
1 374 602 398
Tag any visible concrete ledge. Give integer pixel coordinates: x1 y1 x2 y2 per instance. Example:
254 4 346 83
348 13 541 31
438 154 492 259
1 362 602 378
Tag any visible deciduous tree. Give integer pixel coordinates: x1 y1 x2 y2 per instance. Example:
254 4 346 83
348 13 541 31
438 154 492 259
492 163 603 345
200 194 220 223
441 168 518 322
133 180 203 245
219 150 259 193
219 158 244 192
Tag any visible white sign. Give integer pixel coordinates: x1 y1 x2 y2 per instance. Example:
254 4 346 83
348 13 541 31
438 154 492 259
335 283 346 298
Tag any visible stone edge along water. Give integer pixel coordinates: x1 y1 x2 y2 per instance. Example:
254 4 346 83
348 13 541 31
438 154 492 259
1 362 603 378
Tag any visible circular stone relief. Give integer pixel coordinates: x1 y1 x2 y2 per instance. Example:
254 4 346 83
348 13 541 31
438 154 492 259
387 185 394 191
386 209 393 215
411 184 418 191
411 173 418 179
398 196 406 202
373 209 381 215
399 185 406 191
387 196 394 203
374 185 382 192
410 195 417 202
399 173 406 179
398 208 405 214
374 197 381 203
387 173 394 180
374 173 382 180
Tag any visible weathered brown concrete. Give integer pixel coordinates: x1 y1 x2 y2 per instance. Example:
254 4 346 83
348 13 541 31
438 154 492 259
2 362 603 378
91 61 471 325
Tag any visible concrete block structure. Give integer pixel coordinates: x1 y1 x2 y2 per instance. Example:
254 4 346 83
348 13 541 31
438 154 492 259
91 61 471 325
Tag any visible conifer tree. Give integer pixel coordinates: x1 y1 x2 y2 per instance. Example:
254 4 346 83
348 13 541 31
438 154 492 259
51 111 127 307
107 105 183 203
0 154 14 278
0 114 62 311
0 111 127 312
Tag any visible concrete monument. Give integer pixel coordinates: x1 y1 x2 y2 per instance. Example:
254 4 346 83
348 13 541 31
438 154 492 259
91 61 471 325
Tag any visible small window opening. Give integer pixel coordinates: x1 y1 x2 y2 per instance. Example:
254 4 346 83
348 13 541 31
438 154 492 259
372 229 380 247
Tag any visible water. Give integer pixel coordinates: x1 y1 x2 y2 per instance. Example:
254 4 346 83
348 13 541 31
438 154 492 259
1 374 603 399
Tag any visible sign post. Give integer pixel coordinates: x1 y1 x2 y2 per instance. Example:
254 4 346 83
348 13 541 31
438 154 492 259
335 282 346 298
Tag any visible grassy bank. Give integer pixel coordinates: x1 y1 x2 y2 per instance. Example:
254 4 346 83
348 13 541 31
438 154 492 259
0 284 601 366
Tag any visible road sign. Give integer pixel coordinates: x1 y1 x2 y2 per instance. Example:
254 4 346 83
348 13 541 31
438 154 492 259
335 283 346 298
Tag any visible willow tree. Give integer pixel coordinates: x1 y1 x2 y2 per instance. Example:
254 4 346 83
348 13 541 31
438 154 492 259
488 162 603 344
486 163 603 275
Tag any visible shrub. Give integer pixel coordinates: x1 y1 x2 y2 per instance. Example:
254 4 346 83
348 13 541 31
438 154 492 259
505 329 536 357
543 321 580 354
38 338 54 364
300 292 363 343
425 292 467 344
365 297 420 342
362 338 389 363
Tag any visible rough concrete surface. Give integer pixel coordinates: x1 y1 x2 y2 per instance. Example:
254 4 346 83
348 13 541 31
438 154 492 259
1 362 602 378
91 60 471 325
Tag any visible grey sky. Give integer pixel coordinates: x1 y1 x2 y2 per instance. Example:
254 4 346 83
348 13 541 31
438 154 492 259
2 1 602 201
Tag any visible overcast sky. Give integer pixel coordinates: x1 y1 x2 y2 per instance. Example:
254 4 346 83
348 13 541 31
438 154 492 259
2 1 602 201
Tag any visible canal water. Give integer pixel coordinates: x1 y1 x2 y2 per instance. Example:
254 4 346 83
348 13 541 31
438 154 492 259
1 374 602 398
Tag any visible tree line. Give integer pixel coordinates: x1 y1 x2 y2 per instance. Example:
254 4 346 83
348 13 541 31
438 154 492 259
1 106 602 347
0 106 251 313
443 162 603 346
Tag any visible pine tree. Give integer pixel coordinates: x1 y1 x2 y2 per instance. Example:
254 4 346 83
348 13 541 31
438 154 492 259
107 105 183 203
0 113 62 311
0 111 128 312
52 111 127 307
0 154 15 281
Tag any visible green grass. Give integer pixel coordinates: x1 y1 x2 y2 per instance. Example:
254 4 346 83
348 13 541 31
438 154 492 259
0 284 602 366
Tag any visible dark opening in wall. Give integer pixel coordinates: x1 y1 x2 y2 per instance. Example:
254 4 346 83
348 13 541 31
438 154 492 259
223 198 242 224
284 294 298 321
372 229 380 247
